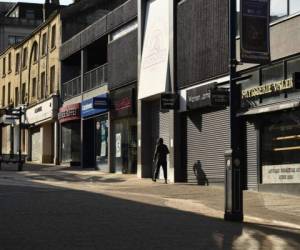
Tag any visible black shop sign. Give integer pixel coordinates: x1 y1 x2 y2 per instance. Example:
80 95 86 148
186 84 229 110
160 93 179 110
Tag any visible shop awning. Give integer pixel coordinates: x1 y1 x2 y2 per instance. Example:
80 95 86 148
237 99 300 116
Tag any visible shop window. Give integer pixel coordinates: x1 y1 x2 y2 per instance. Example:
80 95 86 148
287 57 300 78
261 111 300 167
261 63 284 84
270 0 288 22
290 0 300 15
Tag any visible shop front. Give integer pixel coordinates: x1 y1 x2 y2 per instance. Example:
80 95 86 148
25 95 59 164
110 85 137 174
81 94 109 170
239 57 300 194
182 81 230 184
58 103 81 166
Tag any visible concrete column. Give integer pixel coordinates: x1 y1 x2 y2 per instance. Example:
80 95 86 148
54 120 59 165
108 111 113 172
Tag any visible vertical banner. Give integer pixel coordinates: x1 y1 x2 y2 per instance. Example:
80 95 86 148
240 0 270 64
138 0 170 99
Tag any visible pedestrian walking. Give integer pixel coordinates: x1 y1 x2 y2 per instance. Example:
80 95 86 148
153 138 169 184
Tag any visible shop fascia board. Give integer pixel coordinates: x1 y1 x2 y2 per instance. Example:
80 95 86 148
178 75 230 112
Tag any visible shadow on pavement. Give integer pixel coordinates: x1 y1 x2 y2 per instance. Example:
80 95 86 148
0 179 300 250
28 174 125 183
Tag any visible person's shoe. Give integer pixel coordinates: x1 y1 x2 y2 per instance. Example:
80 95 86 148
164 180 167 184
152 178 156 182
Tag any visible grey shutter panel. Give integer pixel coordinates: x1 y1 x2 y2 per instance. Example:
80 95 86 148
186 108 230 184
246 122 258 190
31 128 41 162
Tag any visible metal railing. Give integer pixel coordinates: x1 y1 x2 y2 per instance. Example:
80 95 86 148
62 75 81 100
62 64 107 100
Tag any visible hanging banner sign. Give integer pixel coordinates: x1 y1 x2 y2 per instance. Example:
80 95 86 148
240 0 270 64
160 93 179 110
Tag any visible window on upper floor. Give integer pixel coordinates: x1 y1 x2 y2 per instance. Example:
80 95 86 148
15 87 19 106
42 33 47 56
2 57 6 77
32 77 37 98
25 9 35 19
8 36 24 46
8 53 11 73
32 43 38 63
16 53 20 73
22 48 28 68
21 83 26 104
41 72 46 99
271 0 288 22
51 25 56 49
2 86 5 106
8 82 11 105
50 66 55 94
290 0 300 15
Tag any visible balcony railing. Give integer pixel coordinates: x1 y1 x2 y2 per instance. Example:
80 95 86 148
62 64 107 100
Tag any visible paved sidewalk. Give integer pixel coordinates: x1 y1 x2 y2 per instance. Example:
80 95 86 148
1 164 300 229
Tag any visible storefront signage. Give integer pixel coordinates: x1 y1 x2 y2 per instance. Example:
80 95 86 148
25 96 58 125
240 0 270 64
186 85 229 110
160 93 179 110
263 165 300 184
241 78 297 99
58 103 81 123
110 87 135 119
81 94 108 118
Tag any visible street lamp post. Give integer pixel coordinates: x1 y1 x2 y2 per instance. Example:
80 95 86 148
224 0 244 222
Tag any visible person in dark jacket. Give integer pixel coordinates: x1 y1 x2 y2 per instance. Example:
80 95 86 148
153 138 169 184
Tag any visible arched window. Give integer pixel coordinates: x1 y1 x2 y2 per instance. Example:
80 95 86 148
31 41 38 63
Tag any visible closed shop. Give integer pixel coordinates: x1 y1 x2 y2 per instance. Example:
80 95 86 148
81 94 109 170
58 103 81 166
239 56 300 194
110 85 137 174
31 127 41 162
185 83 230 184
26 96 59 164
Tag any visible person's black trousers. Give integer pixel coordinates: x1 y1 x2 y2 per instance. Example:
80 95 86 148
154 160 167 180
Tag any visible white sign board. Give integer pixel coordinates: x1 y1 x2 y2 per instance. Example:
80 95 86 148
263 165 300 184
25 96 58 124
138 0 170 100
116 133 122 158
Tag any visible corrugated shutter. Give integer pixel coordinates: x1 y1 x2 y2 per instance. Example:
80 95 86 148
31 127 41 162
246 122 258 190
186 108 230 184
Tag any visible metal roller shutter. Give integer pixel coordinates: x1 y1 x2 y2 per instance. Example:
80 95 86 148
246 122 258 190
186 108 230 184
31 127 41 162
